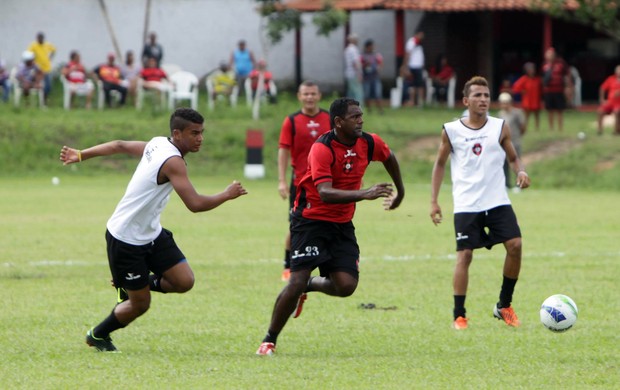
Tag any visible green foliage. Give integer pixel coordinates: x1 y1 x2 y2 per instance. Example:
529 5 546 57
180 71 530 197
312 7 350 37
256 0 348 44
532 0 620 40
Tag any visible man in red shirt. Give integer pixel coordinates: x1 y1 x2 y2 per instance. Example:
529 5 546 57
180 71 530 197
541 48 571 131
61 51 95 109
95 53 128 107
512 62 542 132
597 65 620 135
257 98 405 356
277 81 331 281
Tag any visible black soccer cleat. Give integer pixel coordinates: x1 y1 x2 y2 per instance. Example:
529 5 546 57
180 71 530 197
86 328 119 352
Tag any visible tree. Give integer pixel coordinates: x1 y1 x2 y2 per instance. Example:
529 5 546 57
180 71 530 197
531 0 620 41
255 0 349 44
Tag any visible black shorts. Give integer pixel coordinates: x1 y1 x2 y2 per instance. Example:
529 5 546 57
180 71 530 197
106 228 186 290
289 216 360 279
544 92 566 110
288 178 297 222
453 205 521 251
409 67 425 88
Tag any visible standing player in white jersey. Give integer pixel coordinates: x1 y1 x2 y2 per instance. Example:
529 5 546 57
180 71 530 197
60 108 247 351
430 76 531 330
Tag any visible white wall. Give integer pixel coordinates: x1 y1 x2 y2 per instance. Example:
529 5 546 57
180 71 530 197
0 0 423 92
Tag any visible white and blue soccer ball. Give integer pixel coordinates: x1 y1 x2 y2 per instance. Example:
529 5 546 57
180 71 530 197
540 294 578 332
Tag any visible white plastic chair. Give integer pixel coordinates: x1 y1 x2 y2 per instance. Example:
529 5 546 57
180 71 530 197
570 66 582 107
206 78 238 110
168 71 199 110
244 77 277 107
426 72 457 108
136 78 170 110
96 80 124 110
10 67 44 108
161 64 182 78
390 77 403 108
61 75 94 110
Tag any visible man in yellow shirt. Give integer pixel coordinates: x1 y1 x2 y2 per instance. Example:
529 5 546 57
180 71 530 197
28 32 56 104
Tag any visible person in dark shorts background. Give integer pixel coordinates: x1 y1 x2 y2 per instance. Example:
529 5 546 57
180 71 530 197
430 76 531 330
256 97 405 356
542 47 571 131
277 81 331 281
60 108 247 352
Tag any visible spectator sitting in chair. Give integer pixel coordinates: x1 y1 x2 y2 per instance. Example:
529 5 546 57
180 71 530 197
16 51 43 101
208 61 236 100
429 54 454 103
0 55 9 103
61 51 94 109
139 57 168 93
249 59 275 103
94 53 128 107
122 50 141 102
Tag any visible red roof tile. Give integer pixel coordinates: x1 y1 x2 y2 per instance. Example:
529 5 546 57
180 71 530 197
283 0 578 12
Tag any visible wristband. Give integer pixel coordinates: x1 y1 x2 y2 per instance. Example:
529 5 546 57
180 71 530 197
78 150 82 162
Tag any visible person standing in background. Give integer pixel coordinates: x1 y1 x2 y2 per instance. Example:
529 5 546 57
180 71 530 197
229 40 255 95
27 32 55 105
344 34 363 104
142 32 163 67
361 39 384 114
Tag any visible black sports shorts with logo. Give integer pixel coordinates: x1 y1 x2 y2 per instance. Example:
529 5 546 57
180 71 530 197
289 216 360 279
106 228 186 290
453 205 521 251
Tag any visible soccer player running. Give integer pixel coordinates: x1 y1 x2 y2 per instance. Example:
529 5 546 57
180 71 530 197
257 98 405 355
430 76 531 330
277 80 331 281
59 108 248 352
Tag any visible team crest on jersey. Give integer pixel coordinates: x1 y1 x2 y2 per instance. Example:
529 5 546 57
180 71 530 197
343 159 353 173
472 143 482 156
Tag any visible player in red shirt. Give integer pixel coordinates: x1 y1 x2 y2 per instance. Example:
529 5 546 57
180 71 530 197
257 98 405 356
278 81 331 281
541 48 571 131
597 65 620 135
139 56 168 94
512 62 542 131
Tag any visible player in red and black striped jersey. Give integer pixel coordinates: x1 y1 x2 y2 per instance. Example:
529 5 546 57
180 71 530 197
257 98 405 356
277 81 331 281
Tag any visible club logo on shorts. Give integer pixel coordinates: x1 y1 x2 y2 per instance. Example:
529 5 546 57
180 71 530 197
125 272 142 280
456 232 469 241
472 143 482 156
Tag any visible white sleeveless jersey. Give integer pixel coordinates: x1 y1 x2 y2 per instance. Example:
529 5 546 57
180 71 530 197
107 137 182 245
444 116 510 213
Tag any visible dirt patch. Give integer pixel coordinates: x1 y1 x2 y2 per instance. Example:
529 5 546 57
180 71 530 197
521 139 581 165
402 136 582 165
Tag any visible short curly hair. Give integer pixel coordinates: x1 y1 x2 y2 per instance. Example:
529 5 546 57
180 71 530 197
169 108 204 133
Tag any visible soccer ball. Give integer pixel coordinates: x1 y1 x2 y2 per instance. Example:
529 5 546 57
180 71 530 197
540 294 578 332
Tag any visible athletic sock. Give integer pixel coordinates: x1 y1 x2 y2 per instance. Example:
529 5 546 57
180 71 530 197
453 295 466 319
263 330 279 344
93 310 126 338
498 275 518 308
283 249 291 269
149 274 167 293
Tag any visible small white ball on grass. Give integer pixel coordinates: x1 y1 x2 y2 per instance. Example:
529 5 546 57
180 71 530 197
577 131 586 140
51 177 60 186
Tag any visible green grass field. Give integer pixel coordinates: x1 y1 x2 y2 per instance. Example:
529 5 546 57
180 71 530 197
0 96 619 388
1 176 618 389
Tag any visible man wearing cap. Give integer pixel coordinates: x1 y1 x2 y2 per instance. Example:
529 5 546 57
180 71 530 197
16 51 43 101
27 32 55 104
498 92 526 188
344 33 363 104
94 53 128 107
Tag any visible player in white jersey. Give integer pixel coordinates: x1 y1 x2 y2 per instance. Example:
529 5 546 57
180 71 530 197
429 76 530 330
60 108 247 352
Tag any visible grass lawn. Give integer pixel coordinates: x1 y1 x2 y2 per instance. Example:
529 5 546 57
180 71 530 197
0 175 618 389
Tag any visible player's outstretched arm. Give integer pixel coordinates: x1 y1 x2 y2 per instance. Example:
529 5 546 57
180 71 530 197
317 181 393 204
163 157 247 212
60 141 147 165
430 130 450 226
381 151 405 210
